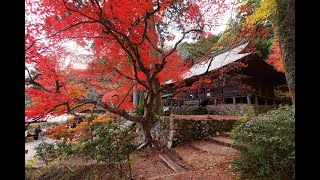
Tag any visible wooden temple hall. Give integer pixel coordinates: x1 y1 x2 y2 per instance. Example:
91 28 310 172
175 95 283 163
161 42 287 107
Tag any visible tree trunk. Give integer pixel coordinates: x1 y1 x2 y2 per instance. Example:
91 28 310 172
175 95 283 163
139 94 154 147
152 77 161 114
276 0 295 105
132 65 138 109
141 116 152 146
132 83 138 108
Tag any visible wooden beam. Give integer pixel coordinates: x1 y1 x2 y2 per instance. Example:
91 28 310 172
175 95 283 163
247 95 251 105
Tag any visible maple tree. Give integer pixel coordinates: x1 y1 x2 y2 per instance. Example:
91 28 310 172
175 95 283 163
266 39 284 73
25 0 229 146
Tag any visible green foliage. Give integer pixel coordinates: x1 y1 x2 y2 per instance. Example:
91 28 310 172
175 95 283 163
178 35 221 63
135 97 144 116
25 96 32 106
85 113 99 121
40 122 60 128
55 141 73 158
253 33 273 60
274 84 291 104
35 121 136 179
25 159 36 169
231 105 295 179
35 142 57 165
71 121 136 178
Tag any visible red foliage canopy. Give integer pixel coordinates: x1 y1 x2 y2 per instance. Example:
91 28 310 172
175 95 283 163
25 0 229 124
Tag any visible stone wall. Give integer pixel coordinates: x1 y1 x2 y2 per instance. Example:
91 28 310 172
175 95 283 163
152 115 238 149
168 104 276 116
252 105 277 115
206 104 251 115
170 106 207 115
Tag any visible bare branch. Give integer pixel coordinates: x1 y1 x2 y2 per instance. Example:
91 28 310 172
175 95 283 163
163 29 203 61
26 102 68 124
63 0 97 21
113 68 135 80
113 68 148 89
104 103 142 123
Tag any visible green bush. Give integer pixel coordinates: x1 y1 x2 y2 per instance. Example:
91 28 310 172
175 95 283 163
72 121 136 178
55 141 73 157
35 142 57 165
231 105 295 179
74 122 136 163
25 159 36 169
135 98 145 116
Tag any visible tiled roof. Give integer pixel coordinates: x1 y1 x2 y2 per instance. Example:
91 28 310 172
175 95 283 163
164 42 251 85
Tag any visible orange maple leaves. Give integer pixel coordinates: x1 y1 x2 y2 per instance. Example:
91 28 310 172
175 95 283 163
266 39 284 73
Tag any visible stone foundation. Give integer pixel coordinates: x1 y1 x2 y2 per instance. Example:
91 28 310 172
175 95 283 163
152 115 239 149
169 104 277 116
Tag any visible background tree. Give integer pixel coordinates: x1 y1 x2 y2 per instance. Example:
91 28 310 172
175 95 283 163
244 0 295 104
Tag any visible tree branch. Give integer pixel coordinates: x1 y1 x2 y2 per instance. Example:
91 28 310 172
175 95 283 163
113 68 148 89
116 82 136 108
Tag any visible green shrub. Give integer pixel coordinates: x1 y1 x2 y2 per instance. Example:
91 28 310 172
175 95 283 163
135 98 145 116
55 141 73 158
25 159 36 169
72 121 136 178
35 142 57 165
231 105 295 179
74 122 136 163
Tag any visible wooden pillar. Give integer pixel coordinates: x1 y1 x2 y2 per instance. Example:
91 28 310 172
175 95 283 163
214 98 217 106
233 97 236 105
258 80 262 96
264 98 268 105
247 95 251 105
255 96 258 105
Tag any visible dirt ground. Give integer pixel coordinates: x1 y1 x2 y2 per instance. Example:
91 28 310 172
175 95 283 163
26 115 239 179
26 138 237 180
131 140 237 180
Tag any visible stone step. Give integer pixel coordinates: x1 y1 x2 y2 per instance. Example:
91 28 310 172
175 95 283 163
172 142 236 179
221 131 232 138
206 136 234 147
190 141 237 156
